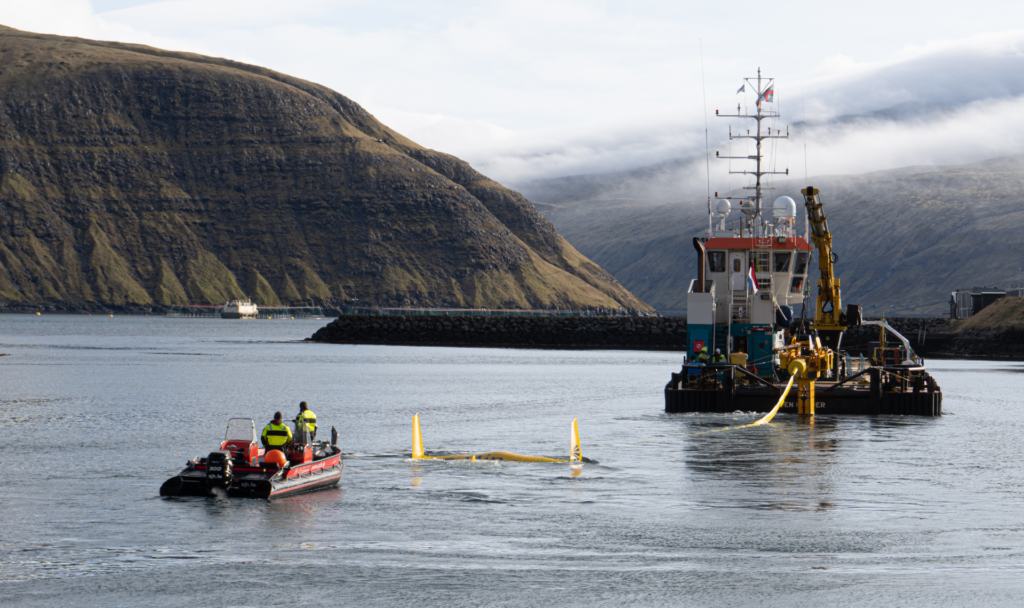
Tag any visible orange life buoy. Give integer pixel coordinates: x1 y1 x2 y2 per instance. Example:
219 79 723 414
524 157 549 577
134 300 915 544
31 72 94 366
264 450 287 466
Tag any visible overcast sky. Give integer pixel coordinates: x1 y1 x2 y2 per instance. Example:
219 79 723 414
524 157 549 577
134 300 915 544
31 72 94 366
4 1 1024 184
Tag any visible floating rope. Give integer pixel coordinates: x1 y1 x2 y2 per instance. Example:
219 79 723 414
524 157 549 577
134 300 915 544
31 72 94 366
341 452 397 473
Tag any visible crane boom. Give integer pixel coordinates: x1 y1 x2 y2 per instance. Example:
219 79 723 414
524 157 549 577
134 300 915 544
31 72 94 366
801 187 848 348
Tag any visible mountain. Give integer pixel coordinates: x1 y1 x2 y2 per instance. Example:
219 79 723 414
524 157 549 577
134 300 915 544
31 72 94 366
522 156 1024 317
0 26 651 313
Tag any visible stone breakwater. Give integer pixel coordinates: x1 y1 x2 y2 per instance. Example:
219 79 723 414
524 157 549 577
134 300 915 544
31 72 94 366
309 314 1024 360
941 327 1024 359
841 317 1024 360
309 314 688 350
843 317 954 356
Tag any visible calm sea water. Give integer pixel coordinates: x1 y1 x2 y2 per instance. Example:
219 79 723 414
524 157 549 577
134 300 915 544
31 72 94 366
1 315 1023 607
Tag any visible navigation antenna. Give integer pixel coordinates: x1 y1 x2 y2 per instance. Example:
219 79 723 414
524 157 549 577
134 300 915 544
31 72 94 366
699 40 712 237
714 67 790 237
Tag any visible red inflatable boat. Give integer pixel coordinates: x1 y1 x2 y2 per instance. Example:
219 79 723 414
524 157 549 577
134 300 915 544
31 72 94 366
160 418 344 500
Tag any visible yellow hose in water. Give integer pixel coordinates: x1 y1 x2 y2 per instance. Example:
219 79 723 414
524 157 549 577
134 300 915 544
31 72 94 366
681 374 796 437
750 374 796 426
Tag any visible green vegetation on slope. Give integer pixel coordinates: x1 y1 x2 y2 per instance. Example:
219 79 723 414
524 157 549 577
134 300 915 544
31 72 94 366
87 221 152 305
0 25 651 312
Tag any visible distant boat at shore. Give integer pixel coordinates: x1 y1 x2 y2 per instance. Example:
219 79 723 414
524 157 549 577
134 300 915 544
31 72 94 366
221 299 258 319
166 303 324 319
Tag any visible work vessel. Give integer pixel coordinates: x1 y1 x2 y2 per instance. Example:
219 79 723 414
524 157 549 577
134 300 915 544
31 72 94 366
160 418 344 499
667 69 942 417
221 299 258 319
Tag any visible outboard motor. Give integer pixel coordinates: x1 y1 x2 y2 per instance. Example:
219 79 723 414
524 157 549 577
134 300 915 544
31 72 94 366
331 426 339 448
205 450 233 491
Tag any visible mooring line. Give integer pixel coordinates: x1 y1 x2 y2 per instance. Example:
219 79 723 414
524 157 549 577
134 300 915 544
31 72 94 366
592 375 797 448
342 452 398 473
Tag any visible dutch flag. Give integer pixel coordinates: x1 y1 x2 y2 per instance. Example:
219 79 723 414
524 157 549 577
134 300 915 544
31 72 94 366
748 262 759 295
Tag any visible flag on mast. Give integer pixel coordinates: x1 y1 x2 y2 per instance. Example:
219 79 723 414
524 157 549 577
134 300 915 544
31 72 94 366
736 83 745 94
748 262 759 295
757 86 774 106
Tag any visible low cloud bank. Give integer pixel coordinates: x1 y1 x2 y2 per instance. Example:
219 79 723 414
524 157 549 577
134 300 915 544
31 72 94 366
486 30 1024 184
3 2 1024 186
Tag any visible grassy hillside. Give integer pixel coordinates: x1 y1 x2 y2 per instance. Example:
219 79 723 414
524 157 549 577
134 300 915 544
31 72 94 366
0 25 651 312
524 156 1024 316
955 296 1024 332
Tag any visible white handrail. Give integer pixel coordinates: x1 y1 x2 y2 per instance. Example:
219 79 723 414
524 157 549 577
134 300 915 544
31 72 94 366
861 320 917 365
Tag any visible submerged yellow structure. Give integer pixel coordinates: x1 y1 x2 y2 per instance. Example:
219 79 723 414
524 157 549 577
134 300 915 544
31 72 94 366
411 414 582 463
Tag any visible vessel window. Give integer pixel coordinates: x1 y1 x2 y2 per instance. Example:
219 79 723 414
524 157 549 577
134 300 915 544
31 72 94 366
733 258 741 273
708 251 726 272
773 252 791 272
790 276 804 293
794 252 808 274
748 252 770 273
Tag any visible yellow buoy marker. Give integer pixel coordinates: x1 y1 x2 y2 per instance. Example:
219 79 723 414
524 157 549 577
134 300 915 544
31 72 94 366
411 413 582 463
412 412 425 459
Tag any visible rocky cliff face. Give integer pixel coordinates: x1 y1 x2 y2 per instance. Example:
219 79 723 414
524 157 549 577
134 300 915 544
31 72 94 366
0 26 651 312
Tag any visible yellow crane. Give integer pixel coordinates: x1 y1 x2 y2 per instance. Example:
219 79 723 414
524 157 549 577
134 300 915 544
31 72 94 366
802 185 864 369
779 186 860 417
801 186 849 345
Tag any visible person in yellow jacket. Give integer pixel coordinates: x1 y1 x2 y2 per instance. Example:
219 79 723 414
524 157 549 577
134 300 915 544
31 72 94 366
261 412 292 450
295 401 317 441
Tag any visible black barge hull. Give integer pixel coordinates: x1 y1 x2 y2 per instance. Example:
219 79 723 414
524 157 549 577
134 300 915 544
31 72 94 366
666 365 942 416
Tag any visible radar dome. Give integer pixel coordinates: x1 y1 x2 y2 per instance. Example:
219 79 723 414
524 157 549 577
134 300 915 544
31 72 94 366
716 199 731 216
773 196 797 217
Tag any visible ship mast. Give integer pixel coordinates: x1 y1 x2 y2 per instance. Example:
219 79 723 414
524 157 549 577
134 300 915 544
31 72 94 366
714 68 789 236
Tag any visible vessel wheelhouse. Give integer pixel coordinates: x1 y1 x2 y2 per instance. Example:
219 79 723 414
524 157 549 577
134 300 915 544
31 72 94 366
690 216 814 376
